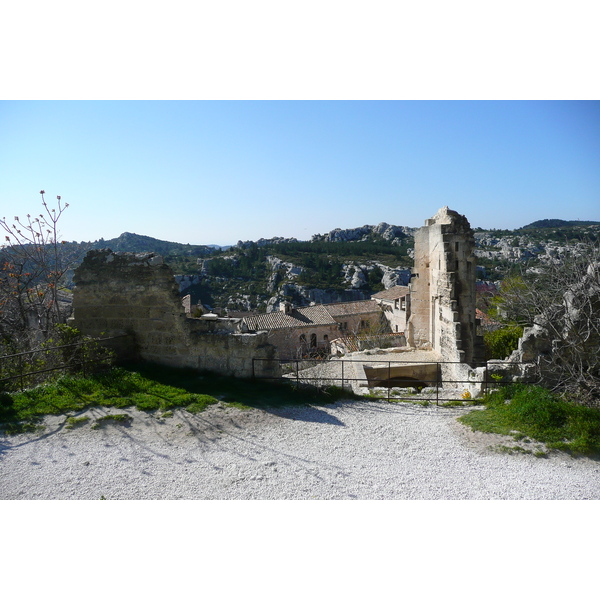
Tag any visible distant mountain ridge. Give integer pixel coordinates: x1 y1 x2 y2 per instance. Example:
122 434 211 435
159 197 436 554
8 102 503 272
48 218 598 312
311 222 415 244
521 219 600 229
91 218 598 254
92 232 218 256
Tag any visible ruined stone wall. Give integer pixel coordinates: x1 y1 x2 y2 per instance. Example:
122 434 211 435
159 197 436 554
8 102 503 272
70 250 280 379
407 207 484 366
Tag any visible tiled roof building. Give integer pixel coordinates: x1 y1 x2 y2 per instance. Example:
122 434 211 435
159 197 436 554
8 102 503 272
323 299 380 317
243 305 337 331
242 299 388 359
240 288 413 358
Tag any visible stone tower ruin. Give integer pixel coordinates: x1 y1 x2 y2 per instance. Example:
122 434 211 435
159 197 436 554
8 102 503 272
406 206 484 365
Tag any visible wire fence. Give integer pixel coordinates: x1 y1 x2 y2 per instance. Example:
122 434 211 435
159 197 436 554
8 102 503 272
252 357 524 405
0 335 129 392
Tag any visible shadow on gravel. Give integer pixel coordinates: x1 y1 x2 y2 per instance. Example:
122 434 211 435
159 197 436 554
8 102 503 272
256 404 346 425
0 418 70 456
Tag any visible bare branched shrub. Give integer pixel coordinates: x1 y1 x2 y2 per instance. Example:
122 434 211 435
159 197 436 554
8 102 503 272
493 238 600 404
1 192 77 352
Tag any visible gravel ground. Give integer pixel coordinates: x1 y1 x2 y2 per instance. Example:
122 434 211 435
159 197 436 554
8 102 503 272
1 399 599 500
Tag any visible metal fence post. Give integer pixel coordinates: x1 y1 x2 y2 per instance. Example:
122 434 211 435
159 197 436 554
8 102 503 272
19 353 24 392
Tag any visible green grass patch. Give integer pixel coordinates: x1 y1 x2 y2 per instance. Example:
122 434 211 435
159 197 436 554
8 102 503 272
459 384 600 456
0 363 359 434
65 416 90 429
91 413 132 429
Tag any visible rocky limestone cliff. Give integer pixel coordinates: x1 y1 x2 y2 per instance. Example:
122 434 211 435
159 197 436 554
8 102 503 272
236 237 300 249
311 222 415 244
474 231 599 265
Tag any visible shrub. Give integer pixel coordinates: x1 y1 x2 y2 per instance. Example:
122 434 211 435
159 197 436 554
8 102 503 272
483 325 523 359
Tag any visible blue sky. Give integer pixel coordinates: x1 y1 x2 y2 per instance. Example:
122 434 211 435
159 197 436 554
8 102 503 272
1 100 599 246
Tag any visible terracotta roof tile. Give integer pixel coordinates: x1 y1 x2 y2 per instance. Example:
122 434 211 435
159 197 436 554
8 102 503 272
244 305 337 331
371 286 410 300
323 299 380 317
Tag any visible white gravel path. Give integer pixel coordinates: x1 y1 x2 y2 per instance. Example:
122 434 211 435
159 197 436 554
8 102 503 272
1 399 599 500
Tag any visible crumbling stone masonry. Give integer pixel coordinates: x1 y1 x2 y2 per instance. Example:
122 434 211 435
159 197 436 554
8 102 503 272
406 207 485 388
70 250 280 379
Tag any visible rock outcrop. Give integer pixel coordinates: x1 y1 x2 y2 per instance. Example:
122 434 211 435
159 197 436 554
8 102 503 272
311 222 415 244
236 237 299 249
474 232 599 266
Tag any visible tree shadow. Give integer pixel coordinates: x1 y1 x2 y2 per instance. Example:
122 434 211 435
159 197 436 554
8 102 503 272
242 403 346 426
0 363 361 447
126 363 355 425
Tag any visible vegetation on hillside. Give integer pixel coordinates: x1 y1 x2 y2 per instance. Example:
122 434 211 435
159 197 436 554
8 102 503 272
521 219 600 229
93 231 216 257
9 198 597 314
272 239 412 265
181 237 413 308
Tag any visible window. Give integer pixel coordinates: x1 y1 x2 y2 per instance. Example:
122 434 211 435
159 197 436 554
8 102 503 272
310 333 317 348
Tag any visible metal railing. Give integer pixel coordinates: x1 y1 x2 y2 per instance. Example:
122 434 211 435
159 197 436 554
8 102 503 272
252 357 526 405
0 334 129 392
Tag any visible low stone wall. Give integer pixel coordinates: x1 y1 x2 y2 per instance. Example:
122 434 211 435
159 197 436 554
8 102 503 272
362 362 439 388
70 250 280 379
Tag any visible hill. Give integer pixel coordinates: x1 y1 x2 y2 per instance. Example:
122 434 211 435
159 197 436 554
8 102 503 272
92 232 217 257
29 218 599 313
521 219 600 229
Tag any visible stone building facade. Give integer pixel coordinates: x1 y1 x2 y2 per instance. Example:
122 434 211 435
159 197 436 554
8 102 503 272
70 250 280 379
371 285 410 334
242 303 340 359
